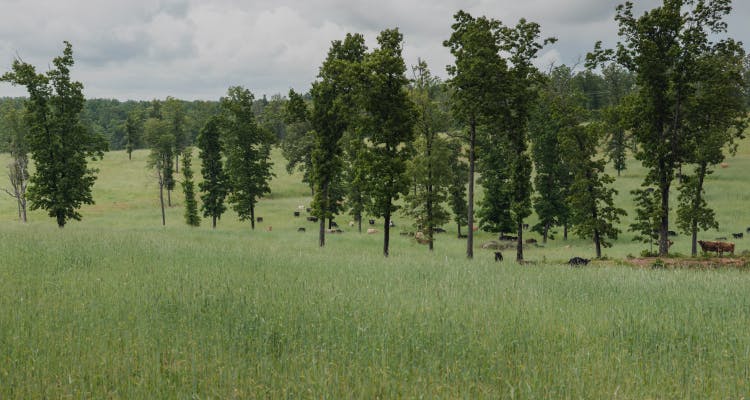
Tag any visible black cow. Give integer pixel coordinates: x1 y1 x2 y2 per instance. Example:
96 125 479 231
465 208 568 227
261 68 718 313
733 232 744 239
330 221 339 228
297 227 306 232
667 230 677 237
746 227 750 233
568 257 590 266
522 223 529 230
256 217 263 223
306 216 318 222
433 227 446 233
306 208 311 213
294 211 300 217
369 219 375 225
494 252 503 262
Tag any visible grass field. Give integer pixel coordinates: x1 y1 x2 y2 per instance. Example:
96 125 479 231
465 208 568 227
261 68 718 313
1 144 750 398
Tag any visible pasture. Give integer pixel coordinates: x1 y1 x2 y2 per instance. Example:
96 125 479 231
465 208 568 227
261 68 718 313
1 145 750 398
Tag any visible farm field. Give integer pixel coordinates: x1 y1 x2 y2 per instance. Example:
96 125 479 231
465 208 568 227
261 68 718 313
2 144 750 398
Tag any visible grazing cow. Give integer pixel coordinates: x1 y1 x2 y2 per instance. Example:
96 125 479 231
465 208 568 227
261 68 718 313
499 234 517 241
294 211 300 217
494 252 503 262
525 238 537 244
414 231 430 244
667 230 677 237
306 207 311 213
746 227 750 233
349 221 355 227
306 216 318 222
256 217 263 223
645 187 655 193
472 225 479 232
568 257 590 266
522 223 529 230
265 226 272 232
458 233 468 239
433 227 446 233
733 232 744 239
297 227 306 232
698 240 735 256
367 228 379 234
399 231 410 236
330 221 339 228
389 220 396 227
721 162 729 168
369 219 375 225
298 205 305 210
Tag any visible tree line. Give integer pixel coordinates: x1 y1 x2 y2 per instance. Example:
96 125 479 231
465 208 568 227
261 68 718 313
1 1 748 260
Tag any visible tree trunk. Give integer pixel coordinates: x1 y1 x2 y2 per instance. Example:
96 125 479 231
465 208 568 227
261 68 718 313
175 154 179 173
542 222 549 244
167 189 172 207
212 215 217 229
319 217 326 247
250 204 255 230
594 229 602 259
658 162 670 256
564 224 568 240
691 225 698 257
383 212 391 257
128 150 132 161
467 117 476 259
457 223 462 239
357 213 362 234
690 163 707 257
159 180 166 226
516 218 524 262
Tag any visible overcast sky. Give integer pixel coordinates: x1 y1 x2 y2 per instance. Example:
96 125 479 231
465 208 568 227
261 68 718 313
1 0 748 101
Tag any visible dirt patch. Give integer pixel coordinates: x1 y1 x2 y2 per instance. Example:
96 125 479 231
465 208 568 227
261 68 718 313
626 257 747 269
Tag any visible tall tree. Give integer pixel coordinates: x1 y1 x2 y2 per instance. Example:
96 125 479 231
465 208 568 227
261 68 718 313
529 65 576 243
0 41 107 227
600 63 636 176
181 147 200 227
447 139 469 238
144 118 173 226
281 89 315 194
197 116 228 229
222 86 274 230
310 33 366 246
361 28 416 257
403 60 452 250
562 123 627 259
0 103 30 222
677 38 747 255
444 10 505 259
588 0 742 256
124 108 144 161
497 18 555 261
163 96 187 175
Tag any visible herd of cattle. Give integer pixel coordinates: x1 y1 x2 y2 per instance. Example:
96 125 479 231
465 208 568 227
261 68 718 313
284 205 745 264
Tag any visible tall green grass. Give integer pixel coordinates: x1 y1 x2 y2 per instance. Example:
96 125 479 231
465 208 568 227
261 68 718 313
1 145 750 397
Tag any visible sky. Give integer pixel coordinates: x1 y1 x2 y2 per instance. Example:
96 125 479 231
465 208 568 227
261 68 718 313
1 0 748 101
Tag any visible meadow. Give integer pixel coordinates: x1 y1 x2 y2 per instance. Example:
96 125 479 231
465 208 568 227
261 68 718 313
1 144 750 398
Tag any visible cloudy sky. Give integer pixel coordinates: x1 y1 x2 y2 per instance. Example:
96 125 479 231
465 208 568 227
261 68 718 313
1 0 748 101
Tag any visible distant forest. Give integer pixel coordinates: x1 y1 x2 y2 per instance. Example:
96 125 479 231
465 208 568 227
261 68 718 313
1 69 638 152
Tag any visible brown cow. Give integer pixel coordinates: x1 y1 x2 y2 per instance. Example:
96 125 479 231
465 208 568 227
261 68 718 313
698 240 735 256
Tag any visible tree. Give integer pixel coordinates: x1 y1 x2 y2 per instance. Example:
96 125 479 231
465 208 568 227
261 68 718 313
600 63 636 176
124 108 144 161
197 117 228 229
677 38 746 255
360 28 416 257
181 147 200 227
403 60 453 250
0 103 29 222
281 89 315 194
497 18 555 262
144 118 173 226
222 86 274 230
529 65 576 243
562 123 626 259
588 0 742 256
447 139 469 238
629 188 661 254
444 10 505 259
310 33 366 246
0 41 107 228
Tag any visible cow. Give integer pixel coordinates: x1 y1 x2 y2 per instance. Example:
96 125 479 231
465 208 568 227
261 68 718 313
349 221 355 227
732 232 744 239
522 223 529 230
330 221 339 228
667 230 677 237
568 257 590 266
265 226 272 232
306 207 312 213
294 211 300 217
256 217 263 223
525 238 537 244
698 240 735 256
306 216 318 222
369 219 375 225
433 227 446 233
389 220 396 227
414 231 430 245
499 234 517 241
367 228 379 234
746 227 750 233
458 233 468 239
297 227 306 232
494 252 503 262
